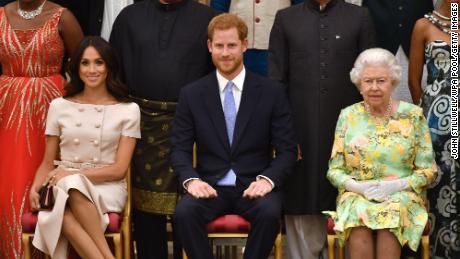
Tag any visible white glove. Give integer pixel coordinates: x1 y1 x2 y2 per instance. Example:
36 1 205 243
344 179 378 196
364 179 409 202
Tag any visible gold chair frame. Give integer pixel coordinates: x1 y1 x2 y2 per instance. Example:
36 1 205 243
22 168 132 259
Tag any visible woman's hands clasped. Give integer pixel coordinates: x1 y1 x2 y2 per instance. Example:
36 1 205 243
29 168 75 211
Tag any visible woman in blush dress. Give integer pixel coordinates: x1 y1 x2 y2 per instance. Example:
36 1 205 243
29 36 140 259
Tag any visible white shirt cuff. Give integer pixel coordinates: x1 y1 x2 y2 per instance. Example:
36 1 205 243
183 178 200 190
256 175 275 189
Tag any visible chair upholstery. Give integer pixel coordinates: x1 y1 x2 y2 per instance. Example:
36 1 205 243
183 214 282 259
21 168 132 259
207 215 251 233
326 217 430 259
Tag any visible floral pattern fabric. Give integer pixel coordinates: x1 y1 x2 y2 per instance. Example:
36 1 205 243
325 101 436 251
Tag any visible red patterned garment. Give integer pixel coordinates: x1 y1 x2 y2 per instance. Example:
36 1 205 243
0 7 65 259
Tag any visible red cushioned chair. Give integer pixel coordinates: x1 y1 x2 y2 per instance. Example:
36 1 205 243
182 214 282 259
22 168 132 259
183 146 282 259
326 217 430 259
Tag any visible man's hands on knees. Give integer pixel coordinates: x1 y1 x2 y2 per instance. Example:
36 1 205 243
186 179 218 199
243 178 273 199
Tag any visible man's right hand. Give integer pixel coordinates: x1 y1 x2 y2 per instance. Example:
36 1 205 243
186 179 218 199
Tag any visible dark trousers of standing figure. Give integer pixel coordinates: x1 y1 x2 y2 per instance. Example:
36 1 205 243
174 185 282 259
133 210 183 259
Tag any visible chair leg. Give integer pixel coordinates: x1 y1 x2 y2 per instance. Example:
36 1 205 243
421 235 429 259
338 244 345 259
113 234 122 259
327 235 335 259
182 249 188 259
274 233 282 259
22 234 31 259
122 220 131 259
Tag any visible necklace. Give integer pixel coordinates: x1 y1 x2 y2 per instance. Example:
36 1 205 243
17 0 47 20
425 13 451 34
364 98 393 123
433 10 450 21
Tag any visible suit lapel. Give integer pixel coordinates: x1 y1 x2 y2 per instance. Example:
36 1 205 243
203 73 231 151
231 73 262 153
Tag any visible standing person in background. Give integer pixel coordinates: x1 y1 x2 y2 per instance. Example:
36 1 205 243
409 0 460 258
110 1 217 258
0 1 83 258
210 0 303 76
53 0 105 36
362 0 433 103
100 0 133 40
268 0 375 258
0 0 13 6
53 0 133 39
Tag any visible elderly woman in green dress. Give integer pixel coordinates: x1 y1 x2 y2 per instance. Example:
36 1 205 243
325 48 437 259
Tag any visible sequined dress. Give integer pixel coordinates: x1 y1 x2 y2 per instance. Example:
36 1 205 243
421 40 460 259
0 7 66 259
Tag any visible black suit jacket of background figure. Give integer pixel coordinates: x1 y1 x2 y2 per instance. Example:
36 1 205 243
171 70 297 190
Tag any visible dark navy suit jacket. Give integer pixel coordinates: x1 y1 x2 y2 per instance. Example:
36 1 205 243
171 70 297 189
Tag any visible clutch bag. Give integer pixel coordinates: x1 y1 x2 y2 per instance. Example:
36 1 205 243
38 183 55 210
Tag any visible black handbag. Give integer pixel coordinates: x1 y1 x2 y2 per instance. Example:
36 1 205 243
38 183 55 210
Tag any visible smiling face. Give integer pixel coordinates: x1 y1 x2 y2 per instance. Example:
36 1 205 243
79 46 108 90
208 27 248 80
359 65 395 110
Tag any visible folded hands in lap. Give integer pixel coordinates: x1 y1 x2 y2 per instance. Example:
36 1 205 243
345 178 409 202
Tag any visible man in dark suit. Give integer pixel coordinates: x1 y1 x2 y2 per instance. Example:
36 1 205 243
171 13 296 259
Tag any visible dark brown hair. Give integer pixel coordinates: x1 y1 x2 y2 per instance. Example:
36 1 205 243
208 13 248 41
64 36 129 102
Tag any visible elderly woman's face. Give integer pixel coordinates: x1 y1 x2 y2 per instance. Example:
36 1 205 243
359 65 394 108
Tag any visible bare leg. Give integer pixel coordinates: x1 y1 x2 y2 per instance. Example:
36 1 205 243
62 207 105 259
376 229 401 259
349 227 374 259
67 189 115 259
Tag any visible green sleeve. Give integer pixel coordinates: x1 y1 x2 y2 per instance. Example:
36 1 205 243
407 108 437 194
327 110 353 189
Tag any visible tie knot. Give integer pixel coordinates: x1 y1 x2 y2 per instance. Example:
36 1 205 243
225 81 234 93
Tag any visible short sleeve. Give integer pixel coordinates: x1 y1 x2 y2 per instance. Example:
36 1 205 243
121 103 141 139
45 99 61 136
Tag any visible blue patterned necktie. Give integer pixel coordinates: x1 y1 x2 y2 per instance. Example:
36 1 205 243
217 80 237 186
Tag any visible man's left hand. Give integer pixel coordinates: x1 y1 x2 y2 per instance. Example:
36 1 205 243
242 178 273 199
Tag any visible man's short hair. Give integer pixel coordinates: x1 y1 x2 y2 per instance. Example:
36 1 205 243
208 13 248 41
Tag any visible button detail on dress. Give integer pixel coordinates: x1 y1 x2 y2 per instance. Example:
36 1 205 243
78 108 84 112
74 156 79 162
93 140 99 146
95 107 103 112
92 158 99 163
73 138 80 145
255 17 260 23
76 122 82 127
95 124 101 128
